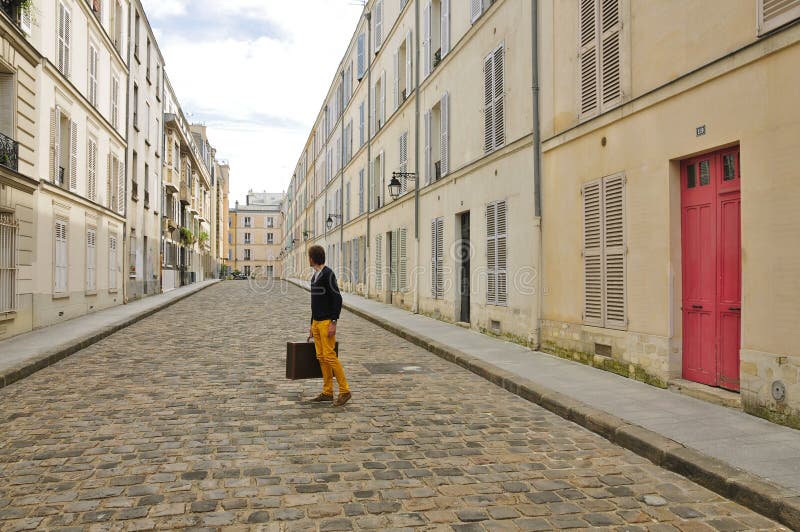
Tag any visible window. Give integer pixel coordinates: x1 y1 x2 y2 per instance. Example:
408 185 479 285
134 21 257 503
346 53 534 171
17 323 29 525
133 84 139 129
134 11 140 60
483 44 505 154
424 93 448 184
244 265 251 276
358 168 365 215
110 1 122 52
86 228 97 291
156 65 161 99
375 233 382 290
431 217 443 298
107 153 124 213
57 2 71 77
357 33 366 79
109 235 118 290
228 232 232 244
374 0 384 51
486 200 507 306
266 265 274 278
583 173 626 329
131 151 138 200
390 228 407 292
424 1 448 78
267 233 274 245
244 216 251 228
359 100 366 147
144 162 149 207
394 31 412 108
399 131 408 195
111 76 120 129
244 232 251 244
0 212 18 313
146 38 151 81
129 231 137 278
579 0 622 118
345 182 351 222
267 216 274 228
244 249 251 261
87 137 98 201
50 108 77 192
54 219 68 294
471 0 492 23
145 102 150 142
0 73 13 142
88 43 98 106
370 152 384 211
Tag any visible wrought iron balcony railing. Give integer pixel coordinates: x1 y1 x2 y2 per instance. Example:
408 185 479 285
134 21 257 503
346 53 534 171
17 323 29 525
0 132 19 172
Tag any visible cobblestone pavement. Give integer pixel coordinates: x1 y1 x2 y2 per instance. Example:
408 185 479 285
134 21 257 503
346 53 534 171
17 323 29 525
0 282 787 531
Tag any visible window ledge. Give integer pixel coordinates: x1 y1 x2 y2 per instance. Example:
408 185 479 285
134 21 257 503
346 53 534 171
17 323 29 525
52 293 69 300
109 289 118 294
0 311 17 323
85 290 97 296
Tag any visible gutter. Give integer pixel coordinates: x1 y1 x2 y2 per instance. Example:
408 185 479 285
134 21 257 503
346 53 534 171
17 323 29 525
413 0 421 314
532 0 543 349
340 69 345 274
365 9 373 300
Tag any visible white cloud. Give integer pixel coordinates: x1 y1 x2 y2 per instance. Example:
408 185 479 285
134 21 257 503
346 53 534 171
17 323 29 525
142 0 365 204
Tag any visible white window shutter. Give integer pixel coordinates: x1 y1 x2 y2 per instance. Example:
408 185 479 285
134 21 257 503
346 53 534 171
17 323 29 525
483 53 494 154
370 83 376 134
54 220 68 293
431 219 437 297
357 33 365 79
441 0 451 57
20 6 32 34
436 218 443 298
390 229 398 291
600 0 622 107
603 173 626 329
359 100 365 145
583 178 603 326
423 2 431 78
496 200 508 306
64 7 71 77
493 46 505 149
399 132 408 194
759 0 800 34
380 71 386 126
579 0 599 117
87 138 97 201
405 31 413 96
441 92 449 177
424 110 431 184
393 49 399 111
375 233 382 290
117 159 125 213
69 121 78 191
109 236 117 290
471 0 483 23
106 153 112 208
399 227 407 291
369 163 375 211
50 107 60 183
87 229 96 291
375 0 383 50
486 202 497 304
379 151 385 206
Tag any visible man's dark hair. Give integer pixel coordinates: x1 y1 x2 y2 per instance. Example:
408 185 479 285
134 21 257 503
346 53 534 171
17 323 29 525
308 245 326 266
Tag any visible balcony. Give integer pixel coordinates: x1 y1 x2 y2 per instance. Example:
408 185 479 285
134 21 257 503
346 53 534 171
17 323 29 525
179 182 191 205
163 167 179 193
162 217 177 234
131 180 138 201
434 160 442 181
0 132 18 172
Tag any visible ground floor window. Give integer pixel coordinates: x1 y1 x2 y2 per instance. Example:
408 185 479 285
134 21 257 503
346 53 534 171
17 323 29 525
0 212 18 312
244 265 251 276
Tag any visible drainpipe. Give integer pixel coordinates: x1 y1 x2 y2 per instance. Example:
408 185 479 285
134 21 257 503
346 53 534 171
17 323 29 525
122 1 133 304
340 69 345 276
413 0 421 314
532 0 543 349
365 9 373 300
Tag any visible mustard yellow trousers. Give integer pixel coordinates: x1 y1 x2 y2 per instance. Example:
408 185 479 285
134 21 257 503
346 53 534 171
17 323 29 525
311 320 350 395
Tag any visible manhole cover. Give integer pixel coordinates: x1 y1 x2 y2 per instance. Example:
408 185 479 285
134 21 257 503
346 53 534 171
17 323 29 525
362 363 427 375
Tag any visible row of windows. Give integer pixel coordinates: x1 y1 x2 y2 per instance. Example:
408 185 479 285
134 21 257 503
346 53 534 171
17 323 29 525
239 233 275 245
238 216 275 228
53 219 119 294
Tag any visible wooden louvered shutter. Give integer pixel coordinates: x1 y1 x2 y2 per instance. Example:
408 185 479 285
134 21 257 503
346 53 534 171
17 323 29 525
64 6 71 77
493 46 505 149
486 202 497 305
69 121 78 191
375 233 382 290
424 110 432 184
117 159 125 213
50 108 60 182
431 219 438 297
375 0 383 50
405 31 413 96
54 220 68 293
353 237 359 283
423 2 431 78
399 228 407 291
603 173 626 329
483 53 494 154
399 132 408 194
107 153 113 209
600 0 622 108
87 228 96 291
496 200 507 306
583 179 603 326
57 4 65 74
379 152 385 207
370 81 376 134
441 93 449 177
109 236 117 290
441 0 450 57
390 229 398 291
579 0 599 117
87 138 97 201
471 0 483 23
380 71 386 126
393 49 399 111
435 218 444 298
759 0 800 34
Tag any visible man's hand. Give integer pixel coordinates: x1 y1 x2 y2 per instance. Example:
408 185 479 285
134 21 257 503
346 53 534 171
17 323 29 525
328 322 337 337
308 326 313 341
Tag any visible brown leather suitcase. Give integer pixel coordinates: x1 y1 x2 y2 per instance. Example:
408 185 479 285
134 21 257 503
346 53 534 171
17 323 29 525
285 340 339 380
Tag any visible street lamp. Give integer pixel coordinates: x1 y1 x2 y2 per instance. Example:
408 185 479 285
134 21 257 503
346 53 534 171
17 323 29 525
303 229 315 239
326 214 342 230
389 171 417 200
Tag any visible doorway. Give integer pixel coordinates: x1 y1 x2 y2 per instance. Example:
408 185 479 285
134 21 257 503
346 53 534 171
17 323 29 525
681 147 741 391
458 212 471 323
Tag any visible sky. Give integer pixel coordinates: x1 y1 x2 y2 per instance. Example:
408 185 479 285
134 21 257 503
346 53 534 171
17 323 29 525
141 0 365 206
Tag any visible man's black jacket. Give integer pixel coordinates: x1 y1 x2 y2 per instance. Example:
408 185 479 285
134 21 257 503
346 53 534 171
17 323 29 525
311 266 343 322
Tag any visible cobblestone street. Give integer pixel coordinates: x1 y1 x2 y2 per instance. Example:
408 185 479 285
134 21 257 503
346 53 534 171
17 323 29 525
0 282 787 531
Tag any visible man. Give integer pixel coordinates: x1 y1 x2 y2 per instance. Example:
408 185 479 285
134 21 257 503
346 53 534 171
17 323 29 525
308 245 351 407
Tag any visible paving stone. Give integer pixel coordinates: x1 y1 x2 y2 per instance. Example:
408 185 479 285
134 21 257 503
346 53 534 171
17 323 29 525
319 517 353 531
246 511 270 523
456 508 490 522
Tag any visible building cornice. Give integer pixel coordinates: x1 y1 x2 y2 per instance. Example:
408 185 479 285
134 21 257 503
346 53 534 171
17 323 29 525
39 180 126 221
0 166 38 193
0 15 40 65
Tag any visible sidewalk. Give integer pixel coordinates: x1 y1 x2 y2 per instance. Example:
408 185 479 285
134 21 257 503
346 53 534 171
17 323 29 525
0 280 219 389
290 278 800 529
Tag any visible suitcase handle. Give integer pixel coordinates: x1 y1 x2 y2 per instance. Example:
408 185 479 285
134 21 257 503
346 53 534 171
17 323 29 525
307 336 313 343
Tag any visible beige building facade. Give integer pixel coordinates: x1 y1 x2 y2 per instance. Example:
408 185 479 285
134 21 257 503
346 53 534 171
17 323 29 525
283 0 800 427
230 191 283 279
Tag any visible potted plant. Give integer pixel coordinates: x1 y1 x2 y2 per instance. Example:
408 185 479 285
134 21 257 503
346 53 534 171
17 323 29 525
198 231 209 247
179 227 194 245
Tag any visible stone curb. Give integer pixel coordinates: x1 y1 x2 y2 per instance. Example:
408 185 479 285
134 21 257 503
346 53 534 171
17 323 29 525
0 280 220 390
288 279 800 530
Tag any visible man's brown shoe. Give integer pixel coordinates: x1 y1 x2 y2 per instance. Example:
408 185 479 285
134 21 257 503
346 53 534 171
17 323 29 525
309 393 333 402
333 392 352 407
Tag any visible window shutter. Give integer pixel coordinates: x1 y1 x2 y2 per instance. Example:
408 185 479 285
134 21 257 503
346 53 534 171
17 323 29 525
390 230 398 291
117 159 125 213
107 153 113 208
441 92 449 177
393 49 399 111
380 71 386 126
370 82 376 135
405 31 413 95
603 173 626 329
493 46 505 149
759 0 800 34
441 0 451 57
582 179 603 326
50 108 59 183
423 2 431 78
471 0 483 23
87 229 96 291
399 227 407 291
369 162 375 211
346 182 351 222
88 45 97 105
359 168 364 214
357 33 365 79
375 233 382 290
69 121 78 191
379 151 385 206
431 219 437 297
486 202 497 304
64 7 71 77
600 0 622 107
483 53 494 154
579 0 599 117
424 110 431 184
20 6 32 34
436 218 443 298
57 4 65 74
87 138 97 201
375 0 383 50
496 200 507 306
109 236 117 290
359 100 365 146
399 132 408 194
112 77 119 129
54 220 68 293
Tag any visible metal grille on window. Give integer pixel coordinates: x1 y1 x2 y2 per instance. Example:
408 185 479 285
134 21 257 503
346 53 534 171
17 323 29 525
0 213 18 313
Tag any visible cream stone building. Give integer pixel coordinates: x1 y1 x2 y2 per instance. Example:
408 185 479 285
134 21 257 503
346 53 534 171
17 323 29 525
0 3 38 341
124 0 164 300
283 0 800 428
216 161 230 274
32 0 129 329
229 191 283 279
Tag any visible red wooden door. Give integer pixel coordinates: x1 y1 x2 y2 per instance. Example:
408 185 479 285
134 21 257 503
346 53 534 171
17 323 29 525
681 148 741 390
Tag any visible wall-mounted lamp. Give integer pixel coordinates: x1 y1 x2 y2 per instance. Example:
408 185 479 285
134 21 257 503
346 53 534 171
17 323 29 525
326 214 343 230
389 171 417 200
